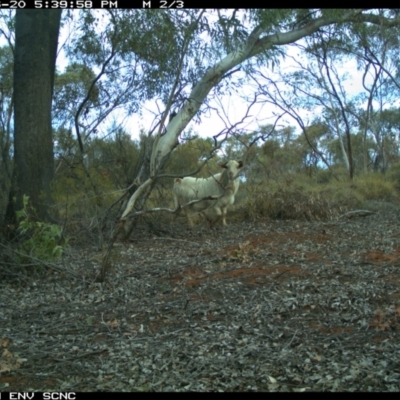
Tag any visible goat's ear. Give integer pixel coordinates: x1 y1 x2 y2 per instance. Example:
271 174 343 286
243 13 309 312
238 161 243 168
174 178 182 183
219 162 228 168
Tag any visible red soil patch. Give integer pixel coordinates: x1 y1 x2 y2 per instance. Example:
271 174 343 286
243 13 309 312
0 376 59 390
244 231 331 246
309 322 354 334
364 248 400 263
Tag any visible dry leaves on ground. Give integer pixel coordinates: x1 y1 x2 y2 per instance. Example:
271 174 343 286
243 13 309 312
1 201 400 391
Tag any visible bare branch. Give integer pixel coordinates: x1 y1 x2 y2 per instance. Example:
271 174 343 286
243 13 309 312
125 195 220 218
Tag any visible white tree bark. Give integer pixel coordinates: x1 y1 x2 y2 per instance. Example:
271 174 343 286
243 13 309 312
158 10 366 163
121 9 366 219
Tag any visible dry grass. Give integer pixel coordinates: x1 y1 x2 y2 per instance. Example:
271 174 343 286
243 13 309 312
235 171 396 223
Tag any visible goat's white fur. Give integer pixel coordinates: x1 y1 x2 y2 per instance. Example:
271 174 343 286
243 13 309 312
173 160 243 228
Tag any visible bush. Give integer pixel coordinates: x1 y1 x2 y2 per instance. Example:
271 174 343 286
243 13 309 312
352 174 396 201
237 173 367 222
315 166 349 184
16 195 67 263
385 163 400 189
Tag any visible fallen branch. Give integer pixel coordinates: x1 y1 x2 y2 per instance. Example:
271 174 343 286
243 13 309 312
124 195 219 219
338 210 376 219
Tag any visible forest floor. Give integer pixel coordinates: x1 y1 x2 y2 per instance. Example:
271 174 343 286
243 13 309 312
1 200 400 391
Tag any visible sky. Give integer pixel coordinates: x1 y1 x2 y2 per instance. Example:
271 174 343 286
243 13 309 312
124 48 372 141
49 10 374 143
0 9 390 143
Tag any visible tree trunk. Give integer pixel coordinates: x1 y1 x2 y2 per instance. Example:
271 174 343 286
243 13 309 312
8 9 61 223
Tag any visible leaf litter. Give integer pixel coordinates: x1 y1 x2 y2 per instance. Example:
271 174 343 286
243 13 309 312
1 201 400 391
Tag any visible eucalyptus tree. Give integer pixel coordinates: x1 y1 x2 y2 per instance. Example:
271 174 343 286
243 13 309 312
120 10 337 217
116 9 400 219
357 108 400 170
303 30 358 177
290 11 400 175
251 126 301 179
3 8 400 248
8 9 400 223
9 9 62 224
53 63 100 132
251 26 360 178
3 8 392 279
349 22 400 173
20 10 198 243
0 45 13 226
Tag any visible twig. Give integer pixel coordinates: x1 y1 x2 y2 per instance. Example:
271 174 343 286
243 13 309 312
284 329 298 349
338 210 376 219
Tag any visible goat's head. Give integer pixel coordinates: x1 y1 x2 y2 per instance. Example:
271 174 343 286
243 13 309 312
219 160 243 180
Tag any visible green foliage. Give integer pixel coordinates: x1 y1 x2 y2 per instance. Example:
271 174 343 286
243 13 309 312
50 129 143 240
326 132 375 172
315 166 349 184
237 172 375 222
16 196 67 263
166 137 215 177
352 174 396 201
54 129 139 186
250 125 323 177
86 131 141 187
229 167 373 225
0 45 13 97
53 62 99 124
0 45 14 213
385 162 400 188
250 9 296 34
51 163 115 227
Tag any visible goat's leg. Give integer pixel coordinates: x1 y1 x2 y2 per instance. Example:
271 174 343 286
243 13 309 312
185 209 194 229
213 207 223 227
201 210 214 228
221 207 228 226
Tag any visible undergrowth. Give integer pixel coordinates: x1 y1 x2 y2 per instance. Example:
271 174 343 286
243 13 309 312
236 171 397 222
15 195 67 264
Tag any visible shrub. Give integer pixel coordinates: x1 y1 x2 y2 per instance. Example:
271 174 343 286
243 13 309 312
16 195 67 263
238 173 366 222
353 174 395 201
385 163 400 189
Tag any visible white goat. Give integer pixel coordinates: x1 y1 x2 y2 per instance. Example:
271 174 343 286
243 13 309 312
173 160 243 228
